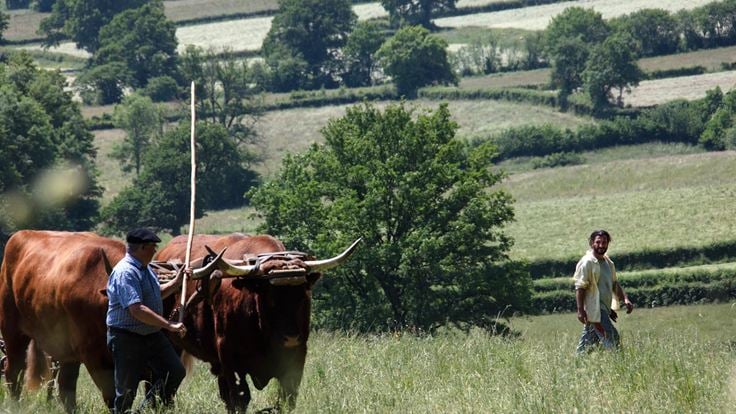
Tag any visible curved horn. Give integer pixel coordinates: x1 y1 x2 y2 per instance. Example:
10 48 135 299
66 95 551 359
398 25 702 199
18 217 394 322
304 238 362 272
191 247 228 280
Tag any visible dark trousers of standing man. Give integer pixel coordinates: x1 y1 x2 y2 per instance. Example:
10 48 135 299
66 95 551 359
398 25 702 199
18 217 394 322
107 327 186 414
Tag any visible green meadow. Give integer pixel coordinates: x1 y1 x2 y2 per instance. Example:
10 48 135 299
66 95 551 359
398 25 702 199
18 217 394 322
2 303 734 413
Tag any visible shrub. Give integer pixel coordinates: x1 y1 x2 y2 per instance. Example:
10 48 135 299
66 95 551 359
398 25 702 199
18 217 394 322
141 76 179 102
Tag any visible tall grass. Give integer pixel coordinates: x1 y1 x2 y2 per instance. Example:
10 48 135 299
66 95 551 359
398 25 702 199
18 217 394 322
1 303 733 413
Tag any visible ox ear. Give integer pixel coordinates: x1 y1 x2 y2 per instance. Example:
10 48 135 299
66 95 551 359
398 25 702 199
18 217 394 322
306 272 322 287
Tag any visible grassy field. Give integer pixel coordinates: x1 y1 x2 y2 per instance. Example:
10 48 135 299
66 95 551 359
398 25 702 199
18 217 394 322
1 302 733 413
502 150 736 262
624 70 736 107
435 0 716 30
252 99 590 177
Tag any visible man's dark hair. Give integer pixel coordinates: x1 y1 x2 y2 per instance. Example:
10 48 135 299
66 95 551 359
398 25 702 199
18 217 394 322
589 229 611 244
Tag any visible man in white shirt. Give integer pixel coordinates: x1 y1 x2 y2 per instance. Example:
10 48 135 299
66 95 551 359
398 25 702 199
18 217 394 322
573 230 634 354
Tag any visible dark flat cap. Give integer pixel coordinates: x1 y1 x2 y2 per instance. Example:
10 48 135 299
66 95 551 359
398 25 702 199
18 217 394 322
126 228 161 244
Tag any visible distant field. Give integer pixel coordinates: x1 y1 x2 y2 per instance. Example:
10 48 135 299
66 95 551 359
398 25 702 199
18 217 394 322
93 129 130 204
254 99 590 177
503 151 736 261
624 70 736 107
436 0 716 30
175 16 272 53
639 45 736 73
4 10 48 42
163 0 278 22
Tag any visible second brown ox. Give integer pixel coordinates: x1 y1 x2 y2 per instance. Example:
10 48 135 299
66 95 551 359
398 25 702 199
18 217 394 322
156 233 359 412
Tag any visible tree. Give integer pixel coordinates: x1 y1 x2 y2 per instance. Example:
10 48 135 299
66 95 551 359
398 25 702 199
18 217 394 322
0 10 8 44
249 102 530 332
700 89 736 150
610 9 679 57
92 1 178 89
376 25 457 97
111 94 164 176
0 51 100 231
100 122 259 236
39 0 148 53
74 61 130 104
380 0 456 30
582 32 643 112
342 21 386 87
262 0 356 91
544 7 609 107
179 46 263 144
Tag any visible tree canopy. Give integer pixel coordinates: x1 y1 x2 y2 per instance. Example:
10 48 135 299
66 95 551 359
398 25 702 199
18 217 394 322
249 102 529 332
111 93 164 176
262 0 356 91
101 122 258 236
40 0 148 53
381 0 456 30
376 25 456 97
0 51 100 231
582 32 643 112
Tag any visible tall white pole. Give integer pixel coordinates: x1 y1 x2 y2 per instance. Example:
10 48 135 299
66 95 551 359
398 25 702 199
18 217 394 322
180 81 196 322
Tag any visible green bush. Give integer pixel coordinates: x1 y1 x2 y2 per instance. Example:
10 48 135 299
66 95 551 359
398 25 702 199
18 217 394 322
142 76 180 102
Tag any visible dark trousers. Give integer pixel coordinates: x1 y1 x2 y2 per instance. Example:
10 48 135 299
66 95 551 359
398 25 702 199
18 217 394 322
107 328 186 414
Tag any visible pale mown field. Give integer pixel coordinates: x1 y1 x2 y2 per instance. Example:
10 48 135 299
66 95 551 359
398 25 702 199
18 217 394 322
2 303 734 413
436 0 716 30
252 99 590 177
624 70 736 107
503 150 736 261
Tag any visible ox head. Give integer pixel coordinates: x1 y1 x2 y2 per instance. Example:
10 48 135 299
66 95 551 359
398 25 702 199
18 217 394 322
199 238 361 349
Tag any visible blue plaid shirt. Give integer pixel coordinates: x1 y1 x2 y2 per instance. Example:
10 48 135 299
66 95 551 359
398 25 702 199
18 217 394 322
106 253 163 335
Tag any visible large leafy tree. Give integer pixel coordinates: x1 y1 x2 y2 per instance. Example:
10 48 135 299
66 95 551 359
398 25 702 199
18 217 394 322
249 102 530 332
111 93 164 176
582 32 643 112
39 0 148 53
381 0 456 29
0 51 101 231
101 122 259 236
544 7 609 107
376 25 456 97
262 0 356 91
92 1 178 89
0 10 8 43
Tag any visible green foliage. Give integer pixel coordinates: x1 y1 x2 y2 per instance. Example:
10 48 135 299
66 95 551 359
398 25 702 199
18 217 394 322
610 8 679 57
141 75 179 102
380 0 457 29
249 102 529 332
101 122 258 236
530 152 582 169
75 61 129 105
4 0 29 9
376 25 457 97
92 1 178 90
111 93 164 176
700 88 736 150
179 46 263 144
0 51 100 231
0 10 8 43
582 32 643 112
262 0 356 91
342 21 386 87
39 0 148 53
32 0 56 12
543 6 609 53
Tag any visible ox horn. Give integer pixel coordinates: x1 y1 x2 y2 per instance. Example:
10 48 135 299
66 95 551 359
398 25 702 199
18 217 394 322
303 237 362 272
191 247 228 280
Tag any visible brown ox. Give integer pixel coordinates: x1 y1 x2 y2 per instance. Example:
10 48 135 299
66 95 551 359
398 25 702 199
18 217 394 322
0 230 124 411
0 230 218 412
155 233 359 412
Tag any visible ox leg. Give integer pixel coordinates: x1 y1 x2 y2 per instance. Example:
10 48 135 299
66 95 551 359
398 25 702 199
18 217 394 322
2 333 30 399
278 369 303 411
56 362 80 413
217 371 251 413
86 366 115 411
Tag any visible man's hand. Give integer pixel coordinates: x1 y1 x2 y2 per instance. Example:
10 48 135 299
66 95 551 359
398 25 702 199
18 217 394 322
624 299 634 314
577 309 588 324
167 322 187 338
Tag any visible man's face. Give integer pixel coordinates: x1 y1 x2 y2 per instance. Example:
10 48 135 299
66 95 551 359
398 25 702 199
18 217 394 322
139 242 158 263
590 235 609 256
